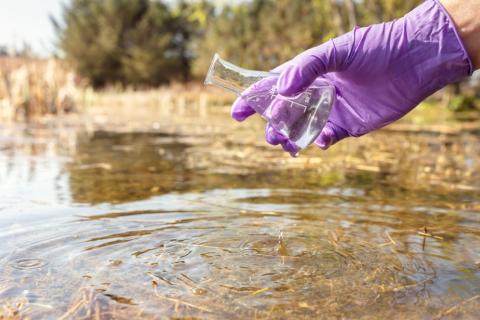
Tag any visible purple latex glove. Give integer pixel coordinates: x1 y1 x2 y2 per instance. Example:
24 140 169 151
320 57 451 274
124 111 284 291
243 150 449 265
232 0 472 153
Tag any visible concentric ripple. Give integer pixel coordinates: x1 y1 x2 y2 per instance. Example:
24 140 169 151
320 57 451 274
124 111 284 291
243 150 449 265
10 258 47 270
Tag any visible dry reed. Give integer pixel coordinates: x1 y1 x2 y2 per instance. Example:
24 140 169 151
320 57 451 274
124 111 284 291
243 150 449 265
0 57 77 122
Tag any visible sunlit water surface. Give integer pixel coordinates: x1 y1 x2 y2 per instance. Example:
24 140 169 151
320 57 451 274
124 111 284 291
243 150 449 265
0 118 479 319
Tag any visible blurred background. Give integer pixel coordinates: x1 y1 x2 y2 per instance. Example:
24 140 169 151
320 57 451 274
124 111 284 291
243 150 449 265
1 0 480 122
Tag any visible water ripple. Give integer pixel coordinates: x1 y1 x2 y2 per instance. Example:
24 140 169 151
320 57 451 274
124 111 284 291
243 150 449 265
10 258 47 270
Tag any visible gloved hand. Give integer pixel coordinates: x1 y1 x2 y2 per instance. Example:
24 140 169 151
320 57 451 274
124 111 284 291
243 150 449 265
231 0 472 154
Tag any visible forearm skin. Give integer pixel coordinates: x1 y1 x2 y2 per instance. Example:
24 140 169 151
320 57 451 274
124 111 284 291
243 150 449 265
440 0 480 69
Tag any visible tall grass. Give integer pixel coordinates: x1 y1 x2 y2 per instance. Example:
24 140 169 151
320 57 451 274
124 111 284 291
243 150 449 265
86 83 233 111
0 57 78 122
0 57 235 123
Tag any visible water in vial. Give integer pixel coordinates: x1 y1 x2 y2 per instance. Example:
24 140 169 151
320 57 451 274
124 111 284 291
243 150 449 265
204 53 335 155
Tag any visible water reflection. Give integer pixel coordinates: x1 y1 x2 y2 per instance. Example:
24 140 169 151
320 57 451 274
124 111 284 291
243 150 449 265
68 131 192 203
0 122 479 319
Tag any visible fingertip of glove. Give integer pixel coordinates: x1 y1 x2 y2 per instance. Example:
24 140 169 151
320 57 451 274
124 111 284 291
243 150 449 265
232 110 255 122
277 65 304 97
315 122 349 150
282 140 300 156
265 125 287 145
231 98 255 122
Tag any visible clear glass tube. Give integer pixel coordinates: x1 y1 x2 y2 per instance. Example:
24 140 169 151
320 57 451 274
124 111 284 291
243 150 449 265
205 53 335 154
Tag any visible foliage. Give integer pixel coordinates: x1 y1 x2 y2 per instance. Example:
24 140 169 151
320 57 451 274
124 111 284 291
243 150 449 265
448 95 477 113
193 0 423 75
0 58 77 121
55 0 184 87
193 0 334 75
54 0 424 87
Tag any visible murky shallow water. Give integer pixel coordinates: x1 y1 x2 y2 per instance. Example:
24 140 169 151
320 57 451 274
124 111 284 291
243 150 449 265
1 118 480 319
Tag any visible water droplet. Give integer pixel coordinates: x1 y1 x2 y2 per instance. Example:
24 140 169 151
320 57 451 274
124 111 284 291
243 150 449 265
11 258 46 270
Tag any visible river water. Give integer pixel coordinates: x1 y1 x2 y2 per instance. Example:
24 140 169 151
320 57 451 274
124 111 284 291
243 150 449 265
0 113 479 319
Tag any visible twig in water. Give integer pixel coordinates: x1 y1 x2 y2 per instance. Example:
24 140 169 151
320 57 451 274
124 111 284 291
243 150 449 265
387 277 434 293
58 298 85 320
251 288 270 296
153 285 211 313
378 231 397 247
434 295 480 319
418 232 444 241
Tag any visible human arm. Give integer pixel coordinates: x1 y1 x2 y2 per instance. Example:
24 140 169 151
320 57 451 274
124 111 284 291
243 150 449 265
232 0 477 153
440 0 480 69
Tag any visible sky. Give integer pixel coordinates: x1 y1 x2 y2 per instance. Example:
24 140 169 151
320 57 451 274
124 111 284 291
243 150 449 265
0 0 241 57
0 0 64 56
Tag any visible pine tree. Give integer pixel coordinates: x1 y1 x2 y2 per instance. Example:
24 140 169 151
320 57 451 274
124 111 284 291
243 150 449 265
55 0 187 87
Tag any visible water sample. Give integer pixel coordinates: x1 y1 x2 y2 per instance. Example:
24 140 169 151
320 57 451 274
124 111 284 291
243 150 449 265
204 53 335 155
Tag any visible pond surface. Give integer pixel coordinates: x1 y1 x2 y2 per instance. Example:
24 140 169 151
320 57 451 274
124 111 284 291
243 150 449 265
0 113 480 319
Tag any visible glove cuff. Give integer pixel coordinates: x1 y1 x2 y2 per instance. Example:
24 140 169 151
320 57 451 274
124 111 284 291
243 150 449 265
430 0 473 75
